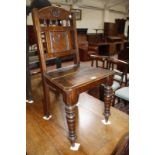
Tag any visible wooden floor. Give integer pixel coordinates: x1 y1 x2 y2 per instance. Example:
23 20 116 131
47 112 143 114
27 61 128 155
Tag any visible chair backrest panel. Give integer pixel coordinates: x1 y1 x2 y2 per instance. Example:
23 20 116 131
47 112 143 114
32 6 79 72
38 6 71 20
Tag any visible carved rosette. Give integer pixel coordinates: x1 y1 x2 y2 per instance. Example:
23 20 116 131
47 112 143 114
51 7 60 17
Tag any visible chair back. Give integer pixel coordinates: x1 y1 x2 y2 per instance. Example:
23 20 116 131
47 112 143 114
107 58 129 86
32 6 80 73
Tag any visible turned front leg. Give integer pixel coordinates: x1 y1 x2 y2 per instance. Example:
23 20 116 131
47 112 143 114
65 105 77 146
63 91 79 148
104 75 113 122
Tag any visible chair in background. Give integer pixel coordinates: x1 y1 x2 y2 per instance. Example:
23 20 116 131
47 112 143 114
32 6 114 148
114 86 129 114
90 54 109 68
107 58 129 87
115 87 129 102
98 58 129 105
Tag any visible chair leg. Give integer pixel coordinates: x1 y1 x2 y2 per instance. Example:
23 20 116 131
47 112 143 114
111 92 115 107
96 60 98 67
103 75 113 123
91 59 94 67
99 84 104 101
42 78 52 120
63 92 80 150
26 40 33 103
65 105 77 147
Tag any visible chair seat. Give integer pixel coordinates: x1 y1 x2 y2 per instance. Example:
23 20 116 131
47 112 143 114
101 80 120 91
114 73 129 83
112 81 121 91
115 87 129 101
45 64 114 91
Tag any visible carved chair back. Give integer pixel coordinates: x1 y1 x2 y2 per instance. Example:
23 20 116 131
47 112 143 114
32 6 80 73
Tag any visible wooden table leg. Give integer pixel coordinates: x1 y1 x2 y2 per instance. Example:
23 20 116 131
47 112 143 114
104 75 113 122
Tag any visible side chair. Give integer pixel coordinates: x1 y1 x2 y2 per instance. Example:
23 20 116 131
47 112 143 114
32 6 114 149
96 57 129 105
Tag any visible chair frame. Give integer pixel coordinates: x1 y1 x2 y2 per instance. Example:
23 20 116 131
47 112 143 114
32 6 114 147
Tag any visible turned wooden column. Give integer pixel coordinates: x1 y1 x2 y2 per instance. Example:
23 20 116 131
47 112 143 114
65 104 77 146
63 90 79 146
104 75 113 122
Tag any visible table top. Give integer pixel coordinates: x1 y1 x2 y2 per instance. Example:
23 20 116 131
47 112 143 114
27 90 129 155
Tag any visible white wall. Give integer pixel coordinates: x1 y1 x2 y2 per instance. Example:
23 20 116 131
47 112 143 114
76 8 104 33
26 2 127 33
108 11 126 23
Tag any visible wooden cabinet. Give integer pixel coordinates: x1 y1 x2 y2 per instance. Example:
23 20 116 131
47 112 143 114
104 22 117 37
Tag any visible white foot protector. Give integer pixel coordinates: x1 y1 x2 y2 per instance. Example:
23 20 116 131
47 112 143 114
101 119 111 125
76 102 80 106
70 143 80 151
26 100 34 104
43 115 52 120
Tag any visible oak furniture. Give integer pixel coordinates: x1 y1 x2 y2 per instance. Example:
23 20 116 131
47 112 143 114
92 40 128 56
90 54 109 68
32 6 114 148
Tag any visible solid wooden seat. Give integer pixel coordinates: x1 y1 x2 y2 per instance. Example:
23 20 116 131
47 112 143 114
45 64 114 90
32 6 114 148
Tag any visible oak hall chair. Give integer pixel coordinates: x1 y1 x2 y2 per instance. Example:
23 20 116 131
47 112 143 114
32 6 114 148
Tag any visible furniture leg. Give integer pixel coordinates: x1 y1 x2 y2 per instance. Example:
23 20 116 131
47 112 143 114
26 30 33 103
63 91 80 150
99 84 104 101
65 105 77 146
103 75 113 123
42 78 52 120
26 64 33 103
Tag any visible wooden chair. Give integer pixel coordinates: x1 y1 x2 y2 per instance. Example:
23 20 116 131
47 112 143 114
32 6 114 148
107 58 129 87
90 54 110 68
99 58 129 105
114 86 129 113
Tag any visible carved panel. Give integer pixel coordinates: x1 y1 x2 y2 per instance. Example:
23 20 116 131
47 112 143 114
50 31 70 53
